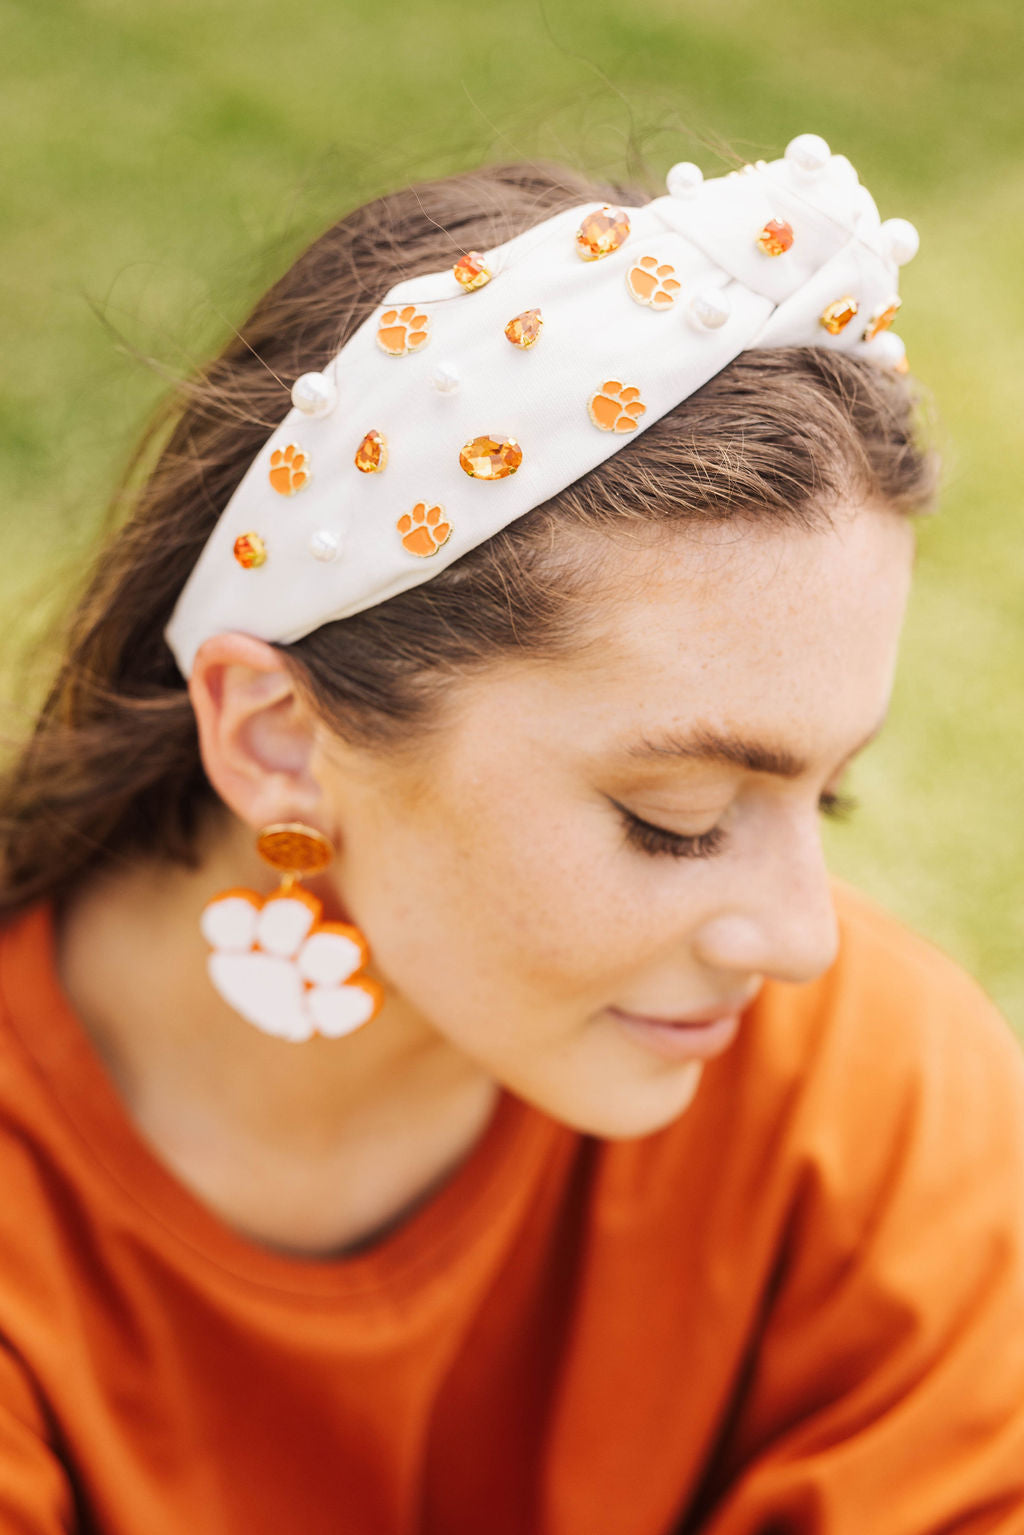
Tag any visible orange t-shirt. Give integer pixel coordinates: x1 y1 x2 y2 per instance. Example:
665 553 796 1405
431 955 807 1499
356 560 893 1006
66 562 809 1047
1 877 1023 1535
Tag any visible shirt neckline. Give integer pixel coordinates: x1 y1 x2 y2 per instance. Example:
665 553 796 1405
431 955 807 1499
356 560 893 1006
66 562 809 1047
0 900 562 1304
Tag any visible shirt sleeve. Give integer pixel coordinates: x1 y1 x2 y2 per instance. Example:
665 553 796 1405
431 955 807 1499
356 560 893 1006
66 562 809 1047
0 1344 76 1534
690 966 1024 1534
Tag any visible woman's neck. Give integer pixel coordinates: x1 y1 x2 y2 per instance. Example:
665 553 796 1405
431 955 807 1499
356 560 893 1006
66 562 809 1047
51 822 499 1258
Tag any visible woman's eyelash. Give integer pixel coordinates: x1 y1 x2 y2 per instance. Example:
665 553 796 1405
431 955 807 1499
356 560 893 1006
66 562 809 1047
617 790 861 861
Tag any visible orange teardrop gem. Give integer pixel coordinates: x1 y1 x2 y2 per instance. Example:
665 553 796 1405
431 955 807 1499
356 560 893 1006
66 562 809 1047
863 297 902 342
354 429 387 473
504 308 543 348
756 218 794 256
453 251 491 291
575 205 630 261
233 532 267 570
820 296 859 335
458 435 523 479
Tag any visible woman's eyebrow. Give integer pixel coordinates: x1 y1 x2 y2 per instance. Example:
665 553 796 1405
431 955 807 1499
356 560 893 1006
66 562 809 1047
623 713 890 778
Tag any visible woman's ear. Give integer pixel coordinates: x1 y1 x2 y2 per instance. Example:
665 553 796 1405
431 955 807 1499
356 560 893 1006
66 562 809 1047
187 633 327 830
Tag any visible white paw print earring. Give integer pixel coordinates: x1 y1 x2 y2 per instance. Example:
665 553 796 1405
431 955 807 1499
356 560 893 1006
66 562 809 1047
199 822 384 1042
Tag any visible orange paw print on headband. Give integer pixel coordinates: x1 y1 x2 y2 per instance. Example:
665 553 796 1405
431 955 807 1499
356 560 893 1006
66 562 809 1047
397 502 452 557
376 305 431 356
587 381 647 433
268 443 310 495
626 256 682 309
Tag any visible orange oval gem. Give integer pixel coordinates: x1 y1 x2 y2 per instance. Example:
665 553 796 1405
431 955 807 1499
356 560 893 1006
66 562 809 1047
504 308 543 348
459 435 523 479
756 218 794 256
862 296 902 342
820 296 859 335
575 205 630 261
354 429 387 473
233 532 267 570
257 824 333 876
453 251 491 291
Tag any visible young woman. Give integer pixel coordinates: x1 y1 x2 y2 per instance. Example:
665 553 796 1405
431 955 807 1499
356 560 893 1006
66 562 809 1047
1 138 1022 1534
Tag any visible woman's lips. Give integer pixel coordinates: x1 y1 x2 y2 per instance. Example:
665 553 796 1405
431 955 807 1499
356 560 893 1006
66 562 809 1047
608 1005 744 1061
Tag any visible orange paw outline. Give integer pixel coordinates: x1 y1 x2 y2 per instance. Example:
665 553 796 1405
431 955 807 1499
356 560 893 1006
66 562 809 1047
268 443 310 495
376 305 431 356
587 381 647 433
397 502 452 557
626 256 682 309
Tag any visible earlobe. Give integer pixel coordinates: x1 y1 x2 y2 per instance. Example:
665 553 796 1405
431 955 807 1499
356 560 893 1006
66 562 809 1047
187 633 324 829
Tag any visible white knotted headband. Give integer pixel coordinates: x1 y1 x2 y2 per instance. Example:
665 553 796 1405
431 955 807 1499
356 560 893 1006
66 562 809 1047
164 133 919 678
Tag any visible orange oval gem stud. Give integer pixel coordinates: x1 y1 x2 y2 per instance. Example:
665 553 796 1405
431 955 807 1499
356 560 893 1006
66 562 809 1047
862 296 902 342
755 218 794 256
233 532 267 569
820 296 859 335
505 308 543 348
453 251 491 291
354 429 387 473
459 435 523 479
575 205 630 261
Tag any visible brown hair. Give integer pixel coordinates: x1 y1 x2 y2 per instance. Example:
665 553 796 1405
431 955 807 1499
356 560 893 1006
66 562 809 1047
0 159 939 918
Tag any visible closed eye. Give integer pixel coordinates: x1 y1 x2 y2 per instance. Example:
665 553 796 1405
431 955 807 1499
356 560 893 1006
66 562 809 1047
615 790 860 860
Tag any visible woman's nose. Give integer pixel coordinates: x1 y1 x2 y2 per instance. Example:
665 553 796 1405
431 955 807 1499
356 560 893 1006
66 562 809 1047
691 812 841 987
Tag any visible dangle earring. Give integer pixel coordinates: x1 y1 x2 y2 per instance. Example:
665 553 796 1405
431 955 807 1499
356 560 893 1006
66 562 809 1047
199 822 385 1043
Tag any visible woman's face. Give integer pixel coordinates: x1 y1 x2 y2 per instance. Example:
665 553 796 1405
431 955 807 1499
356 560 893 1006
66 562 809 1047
318 505 917 1138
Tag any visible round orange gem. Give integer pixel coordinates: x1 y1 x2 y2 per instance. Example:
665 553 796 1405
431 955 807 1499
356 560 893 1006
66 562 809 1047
233 532 267 570
863 297 902 342
459 435 523 479
453 251 491 291
354 429 387 473
756 218 794 256
820 296 859 335
575 205 630 261
504 308 543 348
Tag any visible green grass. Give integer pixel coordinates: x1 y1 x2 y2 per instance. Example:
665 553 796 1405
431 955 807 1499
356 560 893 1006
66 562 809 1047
2 0 1022 1034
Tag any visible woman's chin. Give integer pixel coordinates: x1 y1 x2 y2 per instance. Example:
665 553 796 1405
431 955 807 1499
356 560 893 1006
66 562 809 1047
534 1058 706 1142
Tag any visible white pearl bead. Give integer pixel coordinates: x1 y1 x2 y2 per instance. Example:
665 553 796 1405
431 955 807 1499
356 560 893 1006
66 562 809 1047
666 161 704 198
309 529 341 562
785 133 831 174
291 371 337 417
880 218 920 266
871 332 907 370
429 362 460 394
688 287 731 330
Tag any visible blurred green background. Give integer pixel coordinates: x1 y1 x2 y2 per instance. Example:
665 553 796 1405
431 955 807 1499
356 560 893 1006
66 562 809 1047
2 0 1021 1033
